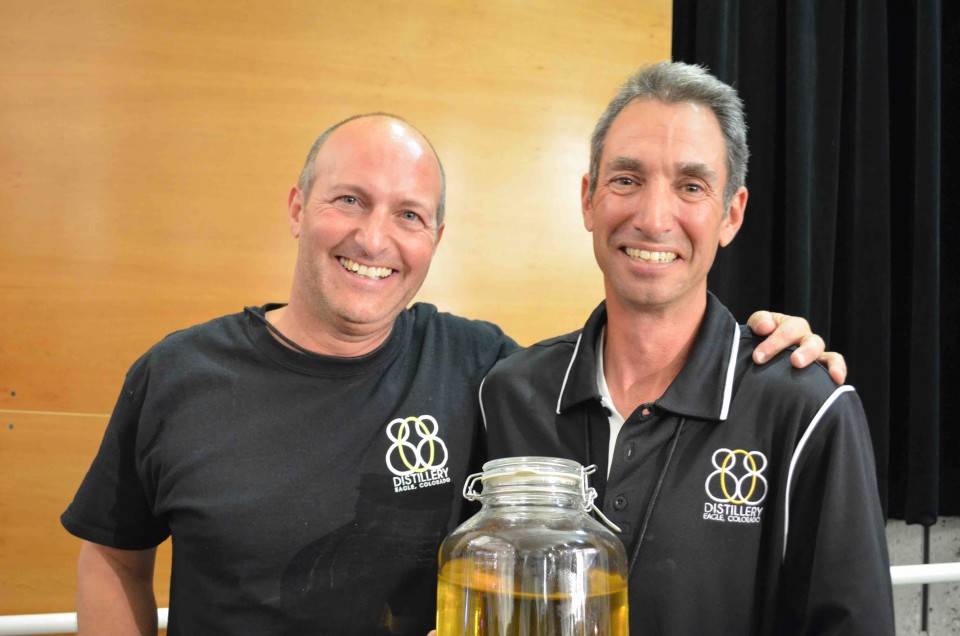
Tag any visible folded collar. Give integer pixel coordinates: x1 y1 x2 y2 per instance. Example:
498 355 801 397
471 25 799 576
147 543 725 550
556 292 741 421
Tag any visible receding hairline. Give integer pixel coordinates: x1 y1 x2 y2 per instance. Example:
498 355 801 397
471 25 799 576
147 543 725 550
298 111 448 226
601 98 728 187
324 113 434 154
587 61 749 207
312 114 442 179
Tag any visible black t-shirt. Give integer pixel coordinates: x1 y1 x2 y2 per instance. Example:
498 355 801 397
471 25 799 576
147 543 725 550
62 303 518 635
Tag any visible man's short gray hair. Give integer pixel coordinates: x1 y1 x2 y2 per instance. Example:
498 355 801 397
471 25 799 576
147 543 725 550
588 61 749 207
297 112 447 226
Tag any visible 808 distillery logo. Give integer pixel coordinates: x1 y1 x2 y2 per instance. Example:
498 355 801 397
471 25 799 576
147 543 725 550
385 415 452 493
702 448 768 524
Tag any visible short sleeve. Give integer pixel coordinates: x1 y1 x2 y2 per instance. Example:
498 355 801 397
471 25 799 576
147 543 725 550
61 362 170 550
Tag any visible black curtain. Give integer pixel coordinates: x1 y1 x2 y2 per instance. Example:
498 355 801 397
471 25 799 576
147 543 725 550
672 0 953 523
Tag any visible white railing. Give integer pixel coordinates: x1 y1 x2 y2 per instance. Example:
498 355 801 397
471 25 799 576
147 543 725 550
0 563 958 635
890 561 960 585
0 609 168 635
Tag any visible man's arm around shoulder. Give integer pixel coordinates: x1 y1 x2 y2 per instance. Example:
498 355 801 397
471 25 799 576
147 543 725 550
77 540 158 636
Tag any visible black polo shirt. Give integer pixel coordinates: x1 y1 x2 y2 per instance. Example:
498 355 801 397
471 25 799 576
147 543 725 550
480 293 894 635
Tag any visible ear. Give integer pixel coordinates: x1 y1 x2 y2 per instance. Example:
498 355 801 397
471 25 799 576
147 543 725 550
432 222 445 252
719 186 747 247
288 186 305 238
581 174 595 232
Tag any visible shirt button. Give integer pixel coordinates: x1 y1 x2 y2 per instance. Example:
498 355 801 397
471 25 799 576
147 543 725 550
613 495 628 510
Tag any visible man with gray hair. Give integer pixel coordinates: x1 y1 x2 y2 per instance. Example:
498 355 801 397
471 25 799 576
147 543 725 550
480 61 895 634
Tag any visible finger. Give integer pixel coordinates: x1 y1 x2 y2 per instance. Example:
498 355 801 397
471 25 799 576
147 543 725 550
817 351 848 385
789 334 825 368
752 315 810 364
746 310 779 336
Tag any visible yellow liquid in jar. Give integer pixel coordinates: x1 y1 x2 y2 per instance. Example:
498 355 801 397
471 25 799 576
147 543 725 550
437 558 629 635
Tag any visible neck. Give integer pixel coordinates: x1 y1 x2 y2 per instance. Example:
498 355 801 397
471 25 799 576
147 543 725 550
602 291 707 419
267 299 394 358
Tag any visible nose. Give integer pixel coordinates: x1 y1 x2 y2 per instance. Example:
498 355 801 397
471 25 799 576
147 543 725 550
355 208 391 256
631 182 675 238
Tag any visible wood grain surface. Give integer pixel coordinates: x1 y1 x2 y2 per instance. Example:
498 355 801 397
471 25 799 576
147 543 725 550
0 0 670 617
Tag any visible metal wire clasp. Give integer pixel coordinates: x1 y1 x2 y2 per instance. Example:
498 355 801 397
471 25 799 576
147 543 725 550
462 471 484 502
580 464 622 534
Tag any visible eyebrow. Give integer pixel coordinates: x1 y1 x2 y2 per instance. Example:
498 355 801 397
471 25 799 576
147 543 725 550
606 156 644 173
677 162 718 184
330 183 372 199
331 183 436 216
606 157 719 185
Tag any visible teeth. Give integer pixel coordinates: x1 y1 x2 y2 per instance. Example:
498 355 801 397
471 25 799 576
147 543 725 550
625 247 678 263
338 257 394 280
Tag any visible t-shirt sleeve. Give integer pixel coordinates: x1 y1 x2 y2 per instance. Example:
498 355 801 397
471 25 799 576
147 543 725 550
496 332 521 361
776 388 895 635
462 319 520 387
61 364 170 550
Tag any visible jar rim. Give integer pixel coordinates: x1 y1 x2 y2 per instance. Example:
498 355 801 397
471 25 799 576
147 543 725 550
466 456 588 501
480 456 583 473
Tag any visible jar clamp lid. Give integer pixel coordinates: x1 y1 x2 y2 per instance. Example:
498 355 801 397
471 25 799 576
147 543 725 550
462 456 622 533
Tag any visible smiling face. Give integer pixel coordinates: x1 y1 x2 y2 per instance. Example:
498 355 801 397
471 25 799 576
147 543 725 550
582 98 747 318
287 116 444 338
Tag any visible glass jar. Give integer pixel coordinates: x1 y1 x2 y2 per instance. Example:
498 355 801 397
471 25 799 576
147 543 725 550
436 456 629 635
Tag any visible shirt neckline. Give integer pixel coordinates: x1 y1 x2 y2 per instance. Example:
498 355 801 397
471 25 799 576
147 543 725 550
560 292 740 421
242 304 408 377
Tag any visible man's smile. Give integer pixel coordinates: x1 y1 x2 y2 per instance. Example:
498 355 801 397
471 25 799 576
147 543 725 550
337 256 395 280
624 247 678 263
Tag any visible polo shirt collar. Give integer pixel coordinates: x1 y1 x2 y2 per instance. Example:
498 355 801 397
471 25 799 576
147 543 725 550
556 292 741 421
555 302 607 414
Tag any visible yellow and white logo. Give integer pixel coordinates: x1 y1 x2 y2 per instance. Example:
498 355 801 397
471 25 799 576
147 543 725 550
703 448 767 524
385 415 451 492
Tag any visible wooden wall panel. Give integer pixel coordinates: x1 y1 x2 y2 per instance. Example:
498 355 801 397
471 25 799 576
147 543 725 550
0 412 172 614
0 0 671 617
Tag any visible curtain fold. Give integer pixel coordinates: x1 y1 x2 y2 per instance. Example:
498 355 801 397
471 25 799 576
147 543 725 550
672 0 947 522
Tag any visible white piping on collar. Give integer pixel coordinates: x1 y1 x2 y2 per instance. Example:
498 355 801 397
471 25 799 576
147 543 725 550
556 332 584 414
596 327 626 478
478 376 489 430
781 385 855 562
719 321 740 420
